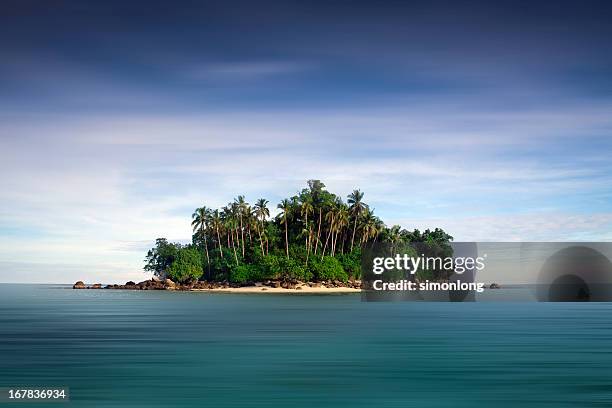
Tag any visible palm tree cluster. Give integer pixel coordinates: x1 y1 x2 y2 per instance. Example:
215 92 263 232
190 180 390 264
146 180 452 283
192 180 448 271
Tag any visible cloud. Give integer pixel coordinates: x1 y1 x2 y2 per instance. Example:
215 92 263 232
1 100 611 282
184 61 313 81
390 213 612 242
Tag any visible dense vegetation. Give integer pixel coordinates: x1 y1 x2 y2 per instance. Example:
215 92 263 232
145 180 452 283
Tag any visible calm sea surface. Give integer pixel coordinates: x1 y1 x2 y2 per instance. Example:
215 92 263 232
1 284 612 407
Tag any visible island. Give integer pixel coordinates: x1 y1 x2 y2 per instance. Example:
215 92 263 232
74 180 453 293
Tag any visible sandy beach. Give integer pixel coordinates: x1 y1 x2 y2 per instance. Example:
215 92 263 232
191 284 360 294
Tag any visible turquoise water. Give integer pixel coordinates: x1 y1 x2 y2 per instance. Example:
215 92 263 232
1 284 612 407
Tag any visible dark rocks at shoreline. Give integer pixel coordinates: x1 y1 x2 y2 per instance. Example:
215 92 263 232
281 281 296 289
73 281 103 289
73 281 86 289
73 278 363 291
489 283 501 289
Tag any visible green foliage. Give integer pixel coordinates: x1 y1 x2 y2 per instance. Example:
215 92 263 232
308 256 348 282
230 264 264 284
144 238 182 279
278 257 312 282
238 254 312 282
144 180 454 283
401 228 454 245
208 247 236 281
259 254 282 278
167 247 203 283
336 248 361 279
410 240 454 281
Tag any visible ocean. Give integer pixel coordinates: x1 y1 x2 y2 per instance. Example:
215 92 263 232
1 284 611 407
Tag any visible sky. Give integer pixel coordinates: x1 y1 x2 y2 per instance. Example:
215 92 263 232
1 0 612 283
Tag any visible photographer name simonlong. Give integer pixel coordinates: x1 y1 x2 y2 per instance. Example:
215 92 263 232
373 279 485 293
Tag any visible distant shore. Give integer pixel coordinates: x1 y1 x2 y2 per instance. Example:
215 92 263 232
72 278 362 293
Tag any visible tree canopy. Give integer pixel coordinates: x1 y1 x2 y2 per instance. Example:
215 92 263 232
145 180 453 283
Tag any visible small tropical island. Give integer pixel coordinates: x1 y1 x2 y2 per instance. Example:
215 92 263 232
74 180 453 293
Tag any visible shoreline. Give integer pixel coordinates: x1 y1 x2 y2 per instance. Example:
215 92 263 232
191 284 360 294
72 278 362 294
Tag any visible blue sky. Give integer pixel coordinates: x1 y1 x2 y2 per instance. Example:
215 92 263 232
1 0 612 282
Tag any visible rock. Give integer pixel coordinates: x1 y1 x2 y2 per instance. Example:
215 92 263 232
312 282 322 287
125 281 136 286
192 281 205 289
261 287 268 291
295 286 303 290
89 283 102 289
271 281 281 288
73 281 86 289
489 283 501 289
150 280 164 290
164 278 175 287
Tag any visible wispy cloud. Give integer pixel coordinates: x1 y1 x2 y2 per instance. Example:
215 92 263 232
184 61 314 81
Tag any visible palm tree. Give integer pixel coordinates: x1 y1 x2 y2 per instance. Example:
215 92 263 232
321 199 339 258
253 198 270 255
386 224 402 254
334 203 349 255
234 195 248 257
300 196 314 264
347 189 366 251
373 217 385 244
210 209 224 253
245 203 253 243
191 206 210 266
308 179 325 255
278 199 292 259
222 205 239 265
360 207 379 244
